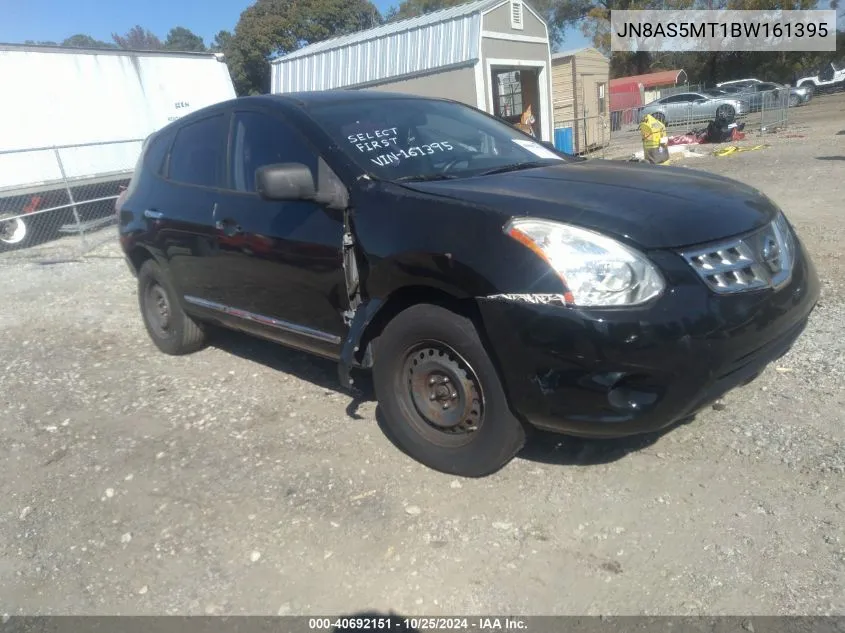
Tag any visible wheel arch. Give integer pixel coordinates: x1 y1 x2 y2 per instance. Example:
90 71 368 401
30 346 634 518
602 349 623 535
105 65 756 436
126 244 155 274
358 285 486 364
345 284 518 420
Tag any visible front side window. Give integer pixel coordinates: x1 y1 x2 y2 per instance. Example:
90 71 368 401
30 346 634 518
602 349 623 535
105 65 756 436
229 110 318 193
168 115 225 187
306 97 566 182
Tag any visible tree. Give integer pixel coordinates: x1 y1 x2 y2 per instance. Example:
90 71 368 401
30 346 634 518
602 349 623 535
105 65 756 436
164 27 207 52
228 0 383 96
210 30 233 53
112 25 163 50
385 0 466 21
61 34 115 48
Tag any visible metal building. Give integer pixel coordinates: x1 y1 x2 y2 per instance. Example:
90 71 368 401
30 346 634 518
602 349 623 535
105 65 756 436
270 0 554 142
550 47 610 154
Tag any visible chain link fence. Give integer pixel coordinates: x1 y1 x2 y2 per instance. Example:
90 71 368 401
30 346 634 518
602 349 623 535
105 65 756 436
760 86 790 131
0 140 141 264
553 86 791 160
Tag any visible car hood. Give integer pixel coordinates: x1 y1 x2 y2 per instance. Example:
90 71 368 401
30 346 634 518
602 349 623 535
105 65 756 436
398 160 780 250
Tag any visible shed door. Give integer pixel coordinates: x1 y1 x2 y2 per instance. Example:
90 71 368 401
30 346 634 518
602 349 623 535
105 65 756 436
580 74 603 150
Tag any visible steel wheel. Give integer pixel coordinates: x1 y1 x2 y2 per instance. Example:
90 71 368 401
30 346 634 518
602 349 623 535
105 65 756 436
144 282 174 339
372 303 526 476
397 341 484 447
0 217 27 246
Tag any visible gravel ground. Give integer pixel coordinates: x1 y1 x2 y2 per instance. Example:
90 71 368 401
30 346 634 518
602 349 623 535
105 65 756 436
1 93 844 617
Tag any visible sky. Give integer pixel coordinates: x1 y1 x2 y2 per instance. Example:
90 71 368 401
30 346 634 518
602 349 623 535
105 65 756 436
0 0 591 50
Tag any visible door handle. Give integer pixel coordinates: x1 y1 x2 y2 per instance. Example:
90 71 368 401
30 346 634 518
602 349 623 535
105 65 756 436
215 218 243 236
144 209 164 220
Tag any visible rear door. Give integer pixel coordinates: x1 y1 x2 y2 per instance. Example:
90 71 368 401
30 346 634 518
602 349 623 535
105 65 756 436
661 93 694 123
152 112 228 301
205 106 347 358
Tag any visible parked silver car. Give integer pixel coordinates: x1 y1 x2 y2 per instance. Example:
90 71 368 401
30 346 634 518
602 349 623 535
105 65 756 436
638 91 747 125
716 78 812 107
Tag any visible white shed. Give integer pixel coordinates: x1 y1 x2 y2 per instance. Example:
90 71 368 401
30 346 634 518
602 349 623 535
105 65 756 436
270 0 555 142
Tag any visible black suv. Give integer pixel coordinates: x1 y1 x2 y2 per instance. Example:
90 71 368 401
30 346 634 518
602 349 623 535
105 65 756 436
118 91 819 477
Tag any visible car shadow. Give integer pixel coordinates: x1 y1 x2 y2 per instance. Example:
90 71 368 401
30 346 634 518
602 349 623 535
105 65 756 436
516 418 695 467
816 156 845 161
210 328 695 470
376 404 696 472
207 327 376 421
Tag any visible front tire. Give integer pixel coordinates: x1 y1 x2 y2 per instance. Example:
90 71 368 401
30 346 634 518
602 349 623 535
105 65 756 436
372 303 526 477
138 259 207 355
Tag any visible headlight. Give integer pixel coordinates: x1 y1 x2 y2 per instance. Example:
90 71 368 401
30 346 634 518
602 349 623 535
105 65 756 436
504 218 665 307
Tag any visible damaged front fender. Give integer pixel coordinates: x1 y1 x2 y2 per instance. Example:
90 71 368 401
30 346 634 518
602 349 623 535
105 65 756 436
337 298 383 390
485 293 570 307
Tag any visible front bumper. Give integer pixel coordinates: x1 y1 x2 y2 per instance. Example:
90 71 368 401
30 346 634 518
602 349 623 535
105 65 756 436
477 236 820 438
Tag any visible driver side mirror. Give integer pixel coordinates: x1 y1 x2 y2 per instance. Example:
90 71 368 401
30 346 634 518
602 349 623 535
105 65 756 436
256 163 316 202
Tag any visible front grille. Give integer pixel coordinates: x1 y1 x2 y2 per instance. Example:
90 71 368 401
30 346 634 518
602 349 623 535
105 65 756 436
679 213 795 294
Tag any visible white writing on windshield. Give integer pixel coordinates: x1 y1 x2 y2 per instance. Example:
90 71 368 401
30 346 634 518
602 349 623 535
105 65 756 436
348 128 399 153
369 141 454 166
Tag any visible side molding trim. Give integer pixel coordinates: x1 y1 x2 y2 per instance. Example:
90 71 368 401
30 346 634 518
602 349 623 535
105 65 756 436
183 295 342 345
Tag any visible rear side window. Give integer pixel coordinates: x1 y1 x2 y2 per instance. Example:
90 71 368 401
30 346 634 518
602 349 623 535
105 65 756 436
168 115 225 188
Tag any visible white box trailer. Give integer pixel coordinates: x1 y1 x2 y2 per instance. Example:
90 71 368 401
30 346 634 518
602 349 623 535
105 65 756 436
0 44 236 249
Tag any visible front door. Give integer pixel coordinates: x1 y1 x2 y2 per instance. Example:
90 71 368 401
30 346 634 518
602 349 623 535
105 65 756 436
204 108 348 358
662 93 694 123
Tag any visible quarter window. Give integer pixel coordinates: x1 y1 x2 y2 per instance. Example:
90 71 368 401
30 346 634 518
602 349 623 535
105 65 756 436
144 128 175 176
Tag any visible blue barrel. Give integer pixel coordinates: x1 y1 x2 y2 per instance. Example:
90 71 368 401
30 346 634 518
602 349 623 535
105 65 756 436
553 127 574 154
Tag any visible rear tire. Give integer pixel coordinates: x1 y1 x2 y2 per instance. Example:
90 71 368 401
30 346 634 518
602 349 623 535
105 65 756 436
715 104 735 122
138 259 207 355
372 303 526 477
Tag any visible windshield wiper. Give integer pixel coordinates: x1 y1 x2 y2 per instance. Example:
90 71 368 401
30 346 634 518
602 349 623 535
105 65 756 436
478 160 558 176
392 173 459 182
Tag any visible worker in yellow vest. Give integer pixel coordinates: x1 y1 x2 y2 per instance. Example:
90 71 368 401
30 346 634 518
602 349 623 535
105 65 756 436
639 113 669 164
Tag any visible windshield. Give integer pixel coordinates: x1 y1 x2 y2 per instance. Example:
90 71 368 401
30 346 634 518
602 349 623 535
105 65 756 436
703 89 727 97
306 97 567 181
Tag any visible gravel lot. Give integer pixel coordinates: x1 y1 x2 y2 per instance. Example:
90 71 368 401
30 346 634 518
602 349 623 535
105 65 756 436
1 93 844 617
